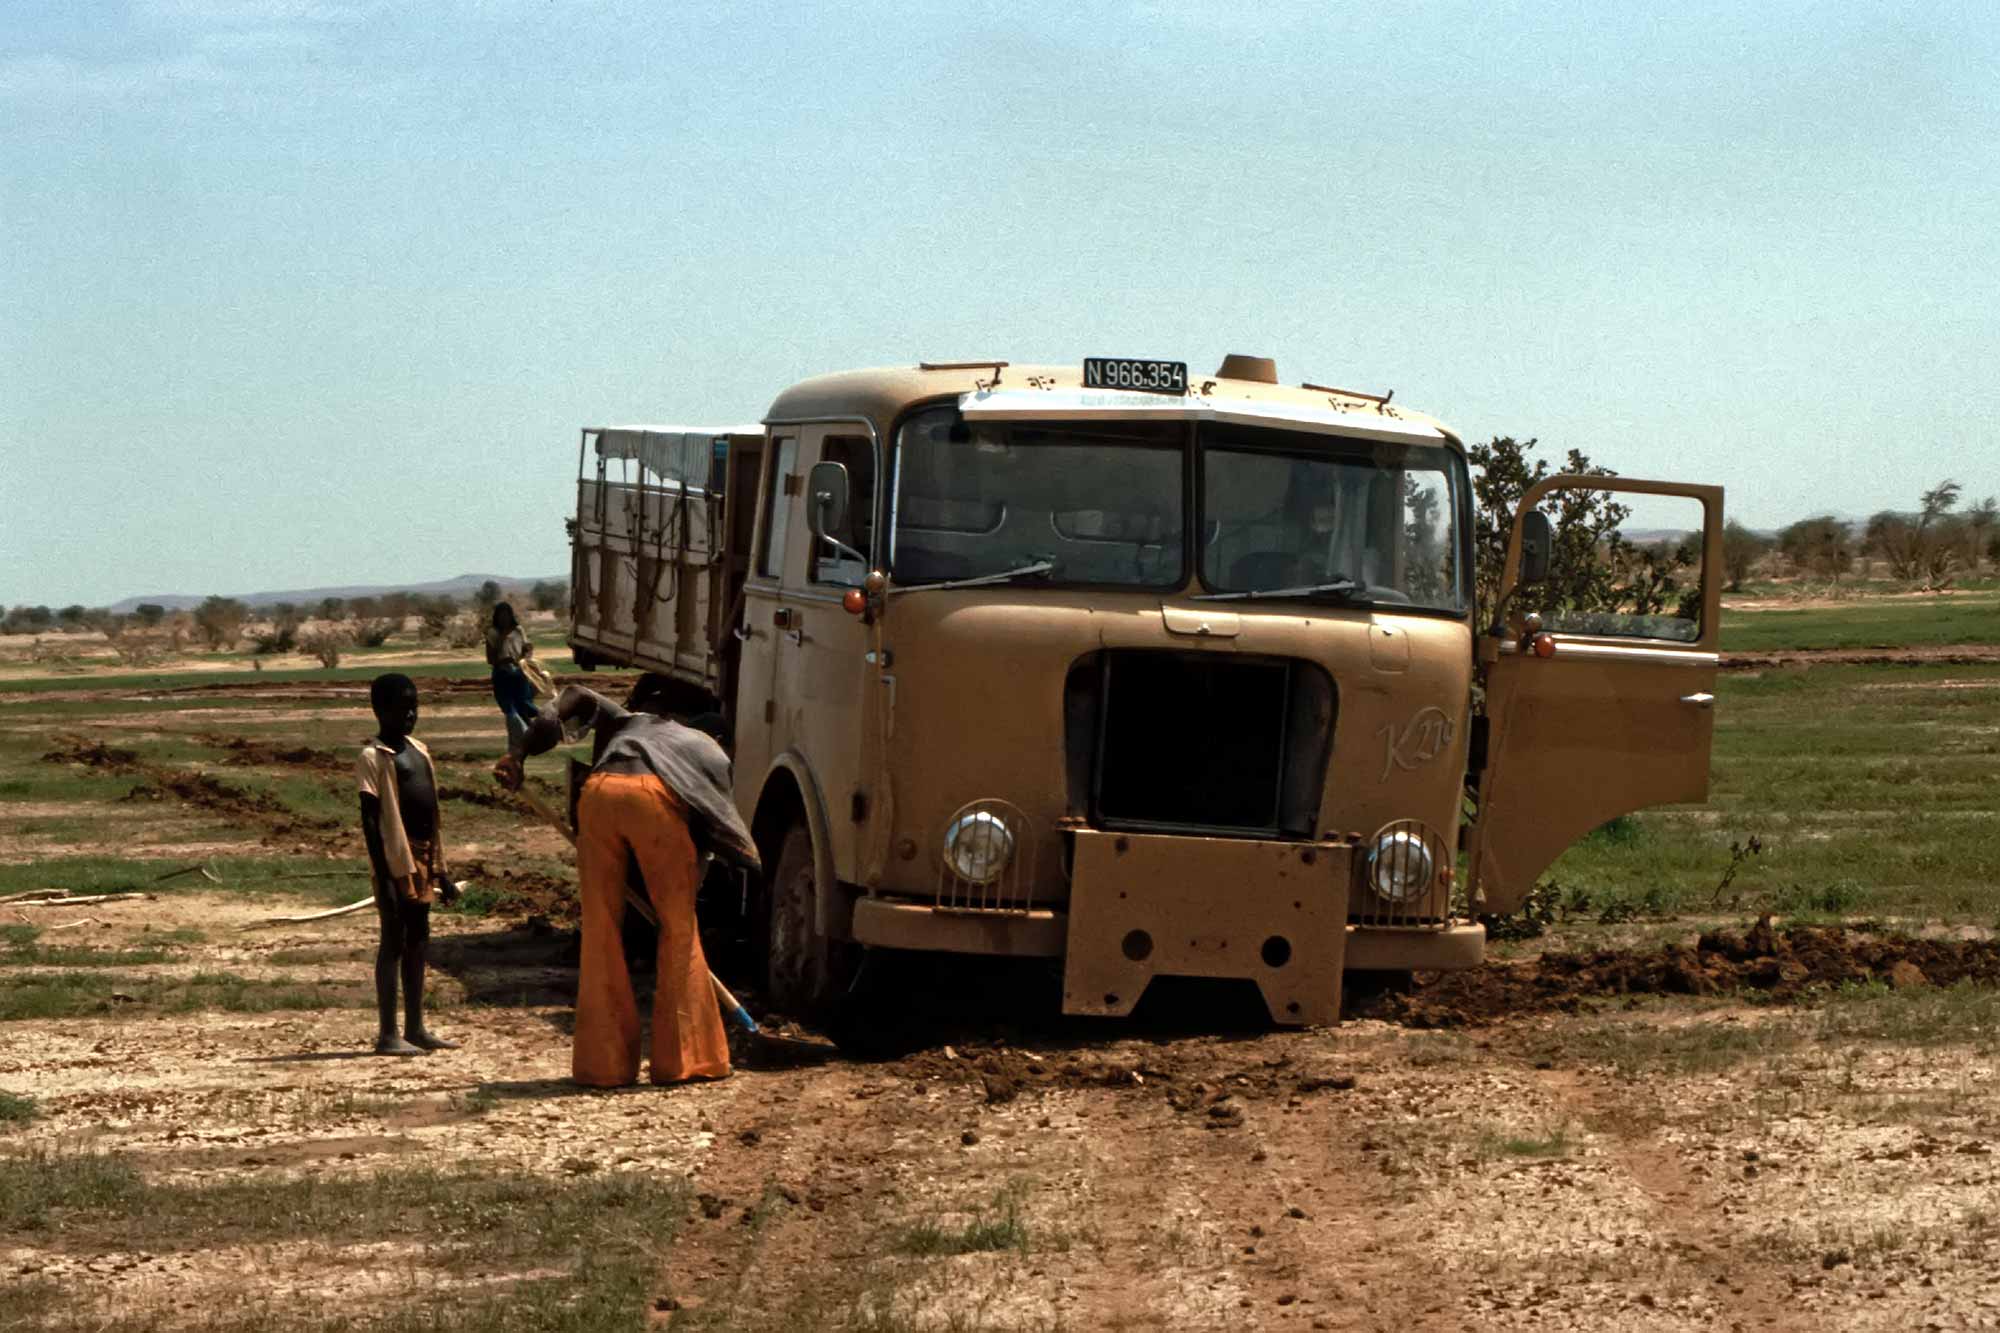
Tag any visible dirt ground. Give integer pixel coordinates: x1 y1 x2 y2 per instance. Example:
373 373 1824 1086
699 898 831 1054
5 893 2000 1331
5 653 2000 1329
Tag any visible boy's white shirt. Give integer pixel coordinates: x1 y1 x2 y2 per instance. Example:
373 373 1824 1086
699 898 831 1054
355 735 438 881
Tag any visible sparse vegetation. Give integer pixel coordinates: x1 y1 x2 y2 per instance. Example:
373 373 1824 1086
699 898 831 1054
893 1180 1041 1257
299 625 349 668
1477 1120 1574 1159
0 969 367 1021
1779 514 1855 583
0 1153 688 1330
192 595 249 650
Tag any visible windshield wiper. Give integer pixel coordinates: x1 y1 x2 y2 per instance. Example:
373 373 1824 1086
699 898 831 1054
889 559 1056 595
1191 576 1364 603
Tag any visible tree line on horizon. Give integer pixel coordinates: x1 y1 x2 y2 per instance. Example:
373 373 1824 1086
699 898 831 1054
5 446 1995 656
1747 480 1999 592
0 578 570 667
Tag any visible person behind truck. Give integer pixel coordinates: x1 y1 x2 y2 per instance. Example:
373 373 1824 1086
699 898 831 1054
494 679 760 1087
485 602 539 745
357 673 460 1056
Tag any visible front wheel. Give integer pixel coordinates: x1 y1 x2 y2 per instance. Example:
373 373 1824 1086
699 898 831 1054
765 824 855 1017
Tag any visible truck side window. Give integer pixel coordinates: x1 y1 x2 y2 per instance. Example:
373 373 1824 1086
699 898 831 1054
758 437 799 580
810 435 875 585
1535 494 1705 643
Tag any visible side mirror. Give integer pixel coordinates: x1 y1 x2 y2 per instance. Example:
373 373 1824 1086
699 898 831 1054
1518 510 1552 586
806 461 850 540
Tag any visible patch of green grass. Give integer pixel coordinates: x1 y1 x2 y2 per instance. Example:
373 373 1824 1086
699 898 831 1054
0 856 373 905
1721 591 2000 653
0 1151 142 1230
1813 979 2000 1050
0 1153 686 1332
1476 1121 1574 1159
264 945 362 966
0 918 205 967
1535 1009 1805 1078
892 1180 1043 1258
0 970 367 1020
0 941 178 967
0 1089 38 1126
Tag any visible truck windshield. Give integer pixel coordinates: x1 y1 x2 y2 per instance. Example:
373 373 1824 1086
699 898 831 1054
889 408 1467 611
890 406 1185 587
1199 425 1466 612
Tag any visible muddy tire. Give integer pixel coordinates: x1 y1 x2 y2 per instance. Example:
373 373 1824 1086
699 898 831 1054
765 824 853 1017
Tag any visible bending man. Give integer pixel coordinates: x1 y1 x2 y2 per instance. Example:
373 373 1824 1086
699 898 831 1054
495 681 760 1087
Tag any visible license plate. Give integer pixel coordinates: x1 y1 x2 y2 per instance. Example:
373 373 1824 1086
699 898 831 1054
1082 357 1188 395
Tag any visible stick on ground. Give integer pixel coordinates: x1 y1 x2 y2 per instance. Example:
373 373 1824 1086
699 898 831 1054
15 893 149 908
242 895 376 929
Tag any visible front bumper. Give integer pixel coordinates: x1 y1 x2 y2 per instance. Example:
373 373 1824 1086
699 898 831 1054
1061 830 1351 1027
847 835 1486 1026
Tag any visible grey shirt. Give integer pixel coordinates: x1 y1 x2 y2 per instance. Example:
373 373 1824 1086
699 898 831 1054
513 685 761 872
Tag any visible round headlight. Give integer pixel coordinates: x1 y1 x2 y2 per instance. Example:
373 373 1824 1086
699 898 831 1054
944 811 1015 884
1368 829 1436 902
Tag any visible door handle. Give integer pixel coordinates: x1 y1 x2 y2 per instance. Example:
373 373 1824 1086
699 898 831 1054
1679 692 1715 709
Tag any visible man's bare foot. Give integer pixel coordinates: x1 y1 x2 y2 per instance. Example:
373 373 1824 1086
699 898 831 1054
375 1034 422 1056
407 1030 459 1051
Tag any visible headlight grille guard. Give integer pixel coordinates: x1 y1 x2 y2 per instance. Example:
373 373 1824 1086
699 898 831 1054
935 798 1036 914
1350 818 1453 930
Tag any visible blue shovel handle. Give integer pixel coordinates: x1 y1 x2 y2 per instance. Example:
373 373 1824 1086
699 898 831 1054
709 973 761 1037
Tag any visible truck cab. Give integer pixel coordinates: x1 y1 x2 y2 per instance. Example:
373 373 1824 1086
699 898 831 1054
568 356 1723 1023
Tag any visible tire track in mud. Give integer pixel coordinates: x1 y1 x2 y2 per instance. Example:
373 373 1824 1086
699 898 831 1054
1069 1081 1448 1332
1529 1065 1808 1333
653 1066 918 1324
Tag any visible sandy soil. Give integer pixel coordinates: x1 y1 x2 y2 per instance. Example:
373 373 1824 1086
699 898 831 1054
6 899 2000 1330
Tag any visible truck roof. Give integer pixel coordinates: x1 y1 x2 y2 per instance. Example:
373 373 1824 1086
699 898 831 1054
763 360 1461 451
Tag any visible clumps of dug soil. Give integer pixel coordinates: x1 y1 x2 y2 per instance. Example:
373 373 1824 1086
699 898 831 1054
199 734 347 772
1366 916 2000 1028
41 738 137 769
450 857 579 924
889 1044 1358 1120
438 784 531 812
42 736 340 840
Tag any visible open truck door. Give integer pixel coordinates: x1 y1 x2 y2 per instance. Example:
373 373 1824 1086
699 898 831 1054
1468 477 1724 915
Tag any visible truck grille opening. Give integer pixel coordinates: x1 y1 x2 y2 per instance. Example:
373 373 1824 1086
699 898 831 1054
1066 650 1334 838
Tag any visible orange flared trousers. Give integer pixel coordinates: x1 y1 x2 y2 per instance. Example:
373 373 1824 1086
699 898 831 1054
573 771 731 1087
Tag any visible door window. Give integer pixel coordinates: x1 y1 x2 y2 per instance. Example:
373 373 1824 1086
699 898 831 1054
757 437 799 580
809 434 876 586
1530 493 1707 642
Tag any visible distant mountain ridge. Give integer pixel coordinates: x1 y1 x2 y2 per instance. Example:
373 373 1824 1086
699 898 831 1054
107 573 565 614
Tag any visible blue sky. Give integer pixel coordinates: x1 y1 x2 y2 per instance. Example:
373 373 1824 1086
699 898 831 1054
4 0 1996 606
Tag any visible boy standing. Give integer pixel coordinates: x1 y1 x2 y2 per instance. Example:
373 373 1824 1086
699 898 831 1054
357 673 460 1055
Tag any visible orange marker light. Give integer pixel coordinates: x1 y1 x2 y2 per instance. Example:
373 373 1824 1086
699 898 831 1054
1532 632 1557 659
842 588 867 615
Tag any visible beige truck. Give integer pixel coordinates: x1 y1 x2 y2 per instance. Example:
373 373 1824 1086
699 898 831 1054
567 355 1723 1023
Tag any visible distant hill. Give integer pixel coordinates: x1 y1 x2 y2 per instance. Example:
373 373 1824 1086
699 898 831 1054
108 574 565 614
